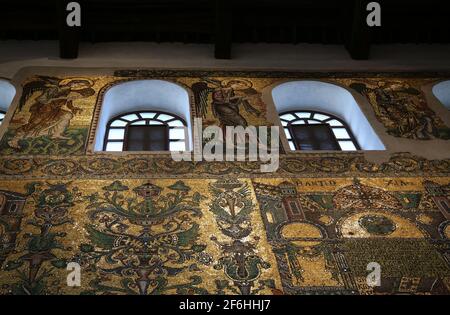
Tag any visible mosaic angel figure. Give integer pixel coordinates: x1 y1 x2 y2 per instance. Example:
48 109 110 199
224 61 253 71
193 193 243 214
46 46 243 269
350 81 449 140
8 76 95 149
191 78 264 134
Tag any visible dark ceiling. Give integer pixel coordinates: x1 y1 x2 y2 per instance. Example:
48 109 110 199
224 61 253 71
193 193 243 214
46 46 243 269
1 0 449 60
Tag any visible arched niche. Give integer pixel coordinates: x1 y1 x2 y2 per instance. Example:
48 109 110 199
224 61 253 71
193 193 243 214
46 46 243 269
94 79 192 151
432 80 450 110
0 80 16 122
271 80 385 150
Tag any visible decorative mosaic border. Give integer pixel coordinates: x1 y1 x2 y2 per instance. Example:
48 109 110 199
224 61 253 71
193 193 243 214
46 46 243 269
0 153 448 180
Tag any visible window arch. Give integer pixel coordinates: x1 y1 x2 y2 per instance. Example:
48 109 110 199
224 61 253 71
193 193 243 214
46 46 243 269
0 79 16 126
93 79 192 152
104 110 187 152
432 80 450 110
280 110 360 151
272 80 385 151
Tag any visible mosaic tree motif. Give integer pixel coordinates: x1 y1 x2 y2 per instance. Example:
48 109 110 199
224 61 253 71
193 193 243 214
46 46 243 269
78 181 211 295
208 178 273 295
3 183 81 295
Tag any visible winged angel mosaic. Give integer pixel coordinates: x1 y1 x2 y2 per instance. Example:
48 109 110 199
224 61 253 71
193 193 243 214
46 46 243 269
350 80 450 140
191 78 265 133
3 76 95 154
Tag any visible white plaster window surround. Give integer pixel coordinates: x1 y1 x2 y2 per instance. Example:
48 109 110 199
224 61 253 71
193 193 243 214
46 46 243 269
432 80 450 110
0 80 16 125
94 79 192 152
272 80 385 151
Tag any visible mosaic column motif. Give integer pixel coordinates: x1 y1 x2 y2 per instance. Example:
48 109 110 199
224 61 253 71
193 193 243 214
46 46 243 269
0 190 26 268
208 178 274 295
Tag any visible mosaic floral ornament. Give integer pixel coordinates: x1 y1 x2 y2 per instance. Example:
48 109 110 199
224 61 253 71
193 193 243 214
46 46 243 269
78 181 210 295
0 153 448 179
208 178 273 295
3 183 82 295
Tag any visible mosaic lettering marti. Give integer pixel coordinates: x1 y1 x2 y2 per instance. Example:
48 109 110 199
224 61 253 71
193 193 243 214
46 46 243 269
0 69 449 295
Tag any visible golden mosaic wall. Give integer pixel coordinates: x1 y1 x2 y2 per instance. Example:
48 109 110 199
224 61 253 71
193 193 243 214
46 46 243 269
0 69 449 295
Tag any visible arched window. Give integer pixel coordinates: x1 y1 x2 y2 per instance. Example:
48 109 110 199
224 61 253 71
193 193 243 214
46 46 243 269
104 111 187 152
280 110 360 151
93 80 192 152
433 80 450 110
272 81 385 151
0 79 16 126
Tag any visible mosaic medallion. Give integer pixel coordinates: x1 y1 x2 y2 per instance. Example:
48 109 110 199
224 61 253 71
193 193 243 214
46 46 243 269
358 214 396 236
444 223 450 239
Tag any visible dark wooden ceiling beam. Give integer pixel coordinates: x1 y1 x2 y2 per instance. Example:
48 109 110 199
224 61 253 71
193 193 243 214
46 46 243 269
214 0 232 59
346 0 371 60
2 1 449 60
57 0 81 59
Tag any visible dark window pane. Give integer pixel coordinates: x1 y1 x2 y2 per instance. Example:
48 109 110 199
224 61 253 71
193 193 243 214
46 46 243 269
125 125 169 151
289 201 300 214
290 124 340 151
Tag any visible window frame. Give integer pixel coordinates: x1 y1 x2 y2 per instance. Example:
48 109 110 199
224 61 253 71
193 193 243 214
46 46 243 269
279 110 361 151
103 110 188 152
123 124 170 152
288 123 341 151
0 110 5 124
